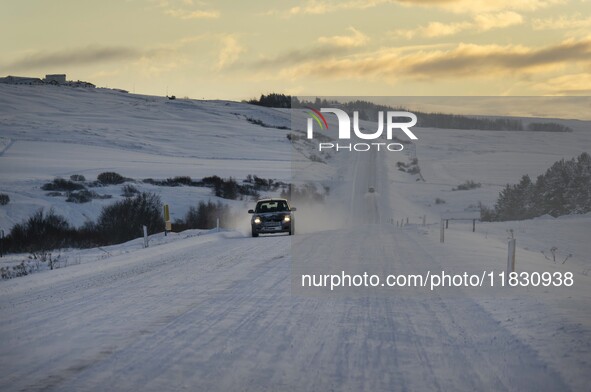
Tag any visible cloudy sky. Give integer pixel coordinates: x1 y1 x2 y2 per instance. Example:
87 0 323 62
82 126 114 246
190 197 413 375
2 0 591 99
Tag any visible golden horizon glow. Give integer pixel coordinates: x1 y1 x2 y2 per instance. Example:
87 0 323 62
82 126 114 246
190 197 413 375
2 0 591 99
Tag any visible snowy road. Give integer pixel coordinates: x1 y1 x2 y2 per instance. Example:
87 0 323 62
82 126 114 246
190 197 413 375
0 230 571 391
0 148 588 391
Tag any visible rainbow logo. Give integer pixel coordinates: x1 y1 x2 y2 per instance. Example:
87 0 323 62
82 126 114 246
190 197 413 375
306 107 328 130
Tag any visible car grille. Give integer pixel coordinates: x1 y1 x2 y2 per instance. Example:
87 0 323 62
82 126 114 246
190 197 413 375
261 215 284 222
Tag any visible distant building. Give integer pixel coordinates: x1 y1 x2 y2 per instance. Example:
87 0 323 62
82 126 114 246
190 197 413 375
0 75 44 85
64 80 96 88
44 74 66 84
0 73 95 88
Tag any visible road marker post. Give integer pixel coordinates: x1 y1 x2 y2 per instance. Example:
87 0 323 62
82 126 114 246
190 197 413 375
164 204 171 236
440 219 444 243
507 238 516 273
143 225 148 248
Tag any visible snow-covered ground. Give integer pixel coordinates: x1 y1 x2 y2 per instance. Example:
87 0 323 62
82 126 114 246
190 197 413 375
0 84 305 229
0 86 590 391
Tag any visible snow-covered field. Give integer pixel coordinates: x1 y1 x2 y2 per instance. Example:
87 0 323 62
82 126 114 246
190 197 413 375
0 84 303 229
0 86 590 391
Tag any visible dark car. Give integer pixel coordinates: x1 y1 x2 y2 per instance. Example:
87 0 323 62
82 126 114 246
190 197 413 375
248 198 296 237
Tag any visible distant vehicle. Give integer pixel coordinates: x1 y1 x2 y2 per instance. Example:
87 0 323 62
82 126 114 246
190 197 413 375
248 198 296 237
368 187 375 193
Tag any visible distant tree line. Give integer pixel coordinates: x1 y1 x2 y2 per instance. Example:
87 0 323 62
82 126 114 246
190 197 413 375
481 152 591 221
295 98 573 132
247 94 573 132
247 93 293 108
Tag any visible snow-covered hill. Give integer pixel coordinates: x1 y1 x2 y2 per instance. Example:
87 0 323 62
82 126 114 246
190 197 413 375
0 84 304 229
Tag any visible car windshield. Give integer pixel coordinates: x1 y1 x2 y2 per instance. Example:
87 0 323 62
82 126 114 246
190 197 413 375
256 200 288 213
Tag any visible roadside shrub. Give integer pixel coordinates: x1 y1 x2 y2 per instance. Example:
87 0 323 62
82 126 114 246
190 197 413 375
180 201 233 230
41 178 86 192
95 192 163 244
97 171 125 185
73 221 101 248
1 260 36 279
5 193 162 253
6 209 72 253
435 198 446 204
70 174 86 182
0 193 9 205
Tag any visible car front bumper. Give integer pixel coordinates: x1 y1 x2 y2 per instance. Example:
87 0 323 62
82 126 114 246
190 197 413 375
252 221 291 234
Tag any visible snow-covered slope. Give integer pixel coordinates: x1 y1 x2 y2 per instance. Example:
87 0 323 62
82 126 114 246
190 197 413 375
0 84 301 229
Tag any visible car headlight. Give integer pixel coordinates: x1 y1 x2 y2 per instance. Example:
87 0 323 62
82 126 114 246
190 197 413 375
283 215 291 222
254 217 261 224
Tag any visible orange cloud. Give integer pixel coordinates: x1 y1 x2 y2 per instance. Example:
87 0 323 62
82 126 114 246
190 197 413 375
391 11 523 39
532 14 591 30
217 35 245 70
534 73 591 95
268 37 591 82
273 0 562 16
396 0 563 13
317 27 369 48
164 9 219 19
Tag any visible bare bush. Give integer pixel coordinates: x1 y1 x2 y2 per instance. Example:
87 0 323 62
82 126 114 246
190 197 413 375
96 192 163 245
97 171 125 185
121 184 139 197
41 178 86 192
